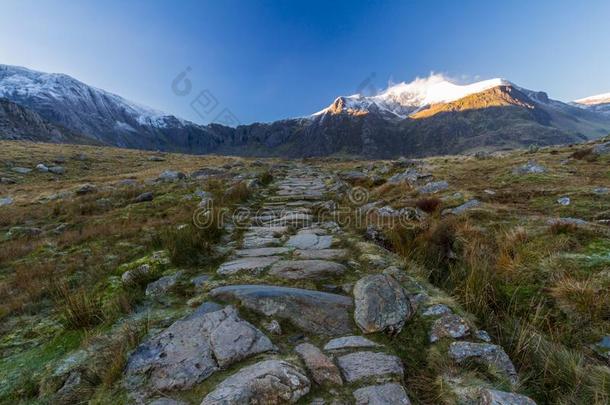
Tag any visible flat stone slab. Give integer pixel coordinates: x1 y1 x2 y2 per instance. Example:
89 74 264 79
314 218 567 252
295 343 343 386
353 383 411 405
353 274 413 334
449 342 518 386
337 351 403 383
286 233 333 250
234 247 293 257
200 360 310 404
210 285 354 336
324 335 381 352
268 260 346 280
217 257 281 276
294 249 348 260
479 388 536 405
124 305 274 399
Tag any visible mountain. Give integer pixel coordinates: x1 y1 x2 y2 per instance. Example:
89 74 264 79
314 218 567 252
572 93 610 115
218 76 610 158
1 65 609 158
0 64 222 153
0 98 97 144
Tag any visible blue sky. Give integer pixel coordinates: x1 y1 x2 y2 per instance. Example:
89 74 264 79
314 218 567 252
1 0 609 124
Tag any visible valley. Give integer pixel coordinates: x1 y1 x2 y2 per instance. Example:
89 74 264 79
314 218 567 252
1 139 609 404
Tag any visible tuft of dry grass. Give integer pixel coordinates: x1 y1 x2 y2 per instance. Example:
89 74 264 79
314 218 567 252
415 197 442 213
56 284 105 329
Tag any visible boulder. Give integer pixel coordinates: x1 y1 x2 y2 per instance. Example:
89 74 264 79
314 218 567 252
124 304 274 398
592 141 610 156
336 351 403 383
200 360 310 404
353 383 411 405
210 285 354 336
268 260 346 280
295 343 343 386
353 274 413 334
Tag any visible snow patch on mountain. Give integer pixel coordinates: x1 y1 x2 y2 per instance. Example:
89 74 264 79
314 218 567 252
0 64 182 129
573 93 610 106
313 74 512 118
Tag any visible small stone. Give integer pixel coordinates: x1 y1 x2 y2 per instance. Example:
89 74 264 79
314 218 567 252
75 184 97 195
593 187 609 195
295 343 343 386
324 336 380 352
48 166 65 175
353 274 413 334
336 351 403 383
479 388 536 405
148 156 166 162
429 314 470 343
513 161 545 175
11 166 32 174
418 181 449 194
422 304 452 317
449 342 518 386
475 330 492 343
353 383 411 405
444 199 481 215
145 272 182 296
191 275 210 287
557 196 571 206
36 163 49 172
0 177 16 184
157 170 185 182
0 196 14 206
121 264 153 285
484 189 496 195
134 192 154 203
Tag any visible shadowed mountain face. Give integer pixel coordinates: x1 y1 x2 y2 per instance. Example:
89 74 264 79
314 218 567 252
1 64 609 157
0 98 98 145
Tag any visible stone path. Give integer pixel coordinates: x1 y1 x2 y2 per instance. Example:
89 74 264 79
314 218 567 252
122 164 535 404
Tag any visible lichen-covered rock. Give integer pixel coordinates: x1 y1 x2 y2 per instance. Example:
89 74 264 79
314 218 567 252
353 274 413 334
449 342 518 386
353 383 411 405
124 304 274 401
429 314 470 343
145 271 182 296
295 343 343 386
200 360 310 404
210 285 354 336
336 351 403 383
479 388 537 405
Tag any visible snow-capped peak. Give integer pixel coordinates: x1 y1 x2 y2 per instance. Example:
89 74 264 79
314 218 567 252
573 92 610 106
0 64 181 128
314 74 513 118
